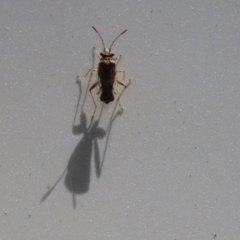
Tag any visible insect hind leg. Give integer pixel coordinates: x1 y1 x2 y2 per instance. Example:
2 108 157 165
116 79 131 111
89 81 99 119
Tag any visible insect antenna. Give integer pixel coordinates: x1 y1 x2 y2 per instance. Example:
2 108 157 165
109 29 128 51
92 26 105 50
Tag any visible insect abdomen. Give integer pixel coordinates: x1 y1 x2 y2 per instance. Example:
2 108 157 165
100 86 114 104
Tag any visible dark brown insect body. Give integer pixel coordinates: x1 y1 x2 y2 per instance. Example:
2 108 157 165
79 26 129 118
98 55 116 103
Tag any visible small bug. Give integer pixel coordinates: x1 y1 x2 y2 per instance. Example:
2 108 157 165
79 26 130 118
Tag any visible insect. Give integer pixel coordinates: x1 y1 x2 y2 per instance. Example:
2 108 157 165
79 26 130 118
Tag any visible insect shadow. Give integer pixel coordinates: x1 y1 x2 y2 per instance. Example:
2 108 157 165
41 75 121 208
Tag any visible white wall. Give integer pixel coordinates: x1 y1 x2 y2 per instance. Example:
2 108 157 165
1 0 240 239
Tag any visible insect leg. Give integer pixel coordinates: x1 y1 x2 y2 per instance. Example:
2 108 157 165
116 79 127 111
113 55 122 64
113 69 125 94
94 47 101 60
89 81 99 118
79 68 98 79
116 70 125 81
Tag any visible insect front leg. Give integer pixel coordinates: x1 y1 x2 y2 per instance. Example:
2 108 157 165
94 47 101 60
89 81 99 119
113 55 122 64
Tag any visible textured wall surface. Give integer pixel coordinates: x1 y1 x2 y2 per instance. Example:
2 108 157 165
1 0 240 239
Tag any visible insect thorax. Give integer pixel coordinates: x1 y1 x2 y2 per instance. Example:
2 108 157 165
98 61 116 84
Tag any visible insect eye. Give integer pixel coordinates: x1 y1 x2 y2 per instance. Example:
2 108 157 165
100 53 103 56
111 53 114 57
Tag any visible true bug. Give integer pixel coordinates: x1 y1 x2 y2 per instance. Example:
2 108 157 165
79 26 130 118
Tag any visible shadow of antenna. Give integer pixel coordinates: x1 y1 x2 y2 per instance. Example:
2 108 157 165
40 168 67 203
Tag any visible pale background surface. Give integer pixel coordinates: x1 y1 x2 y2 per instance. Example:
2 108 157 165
1 0 240 239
